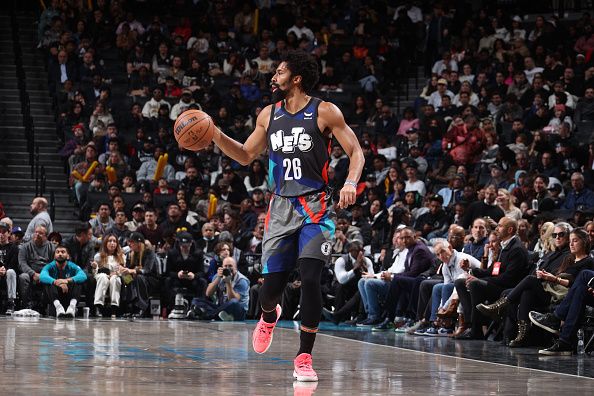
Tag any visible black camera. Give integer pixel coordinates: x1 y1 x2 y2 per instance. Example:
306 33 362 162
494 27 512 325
222 268 231 277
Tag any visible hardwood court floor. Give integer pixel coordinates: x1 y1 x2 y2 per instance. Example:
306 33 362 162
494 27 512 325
0 317 593 395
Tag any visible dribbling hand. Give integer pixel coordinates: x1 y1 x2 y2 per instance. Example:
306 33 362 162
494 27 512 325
338 184 357 209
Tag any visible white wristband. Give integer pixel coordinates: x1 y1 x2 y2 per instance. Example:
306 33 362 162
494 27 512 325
344 180 357 188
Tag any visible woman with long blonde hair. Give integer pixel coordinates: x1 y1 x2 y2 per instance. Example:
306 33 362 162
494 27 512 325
496 188 522 221
532 222 555 258
92 233 125 317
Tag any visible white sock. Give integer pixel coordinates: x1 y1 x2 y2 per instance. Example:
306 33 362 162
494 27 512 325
54 300 62 309
69 299 77 309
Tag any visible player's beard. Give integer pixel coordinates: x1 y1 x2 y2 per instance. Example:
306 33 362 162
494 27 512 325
271 84 287 103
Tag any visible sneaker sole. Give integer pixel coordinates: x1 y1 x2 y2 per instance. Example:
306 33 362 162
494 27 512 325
253 305 282 354
529 313 560 335
293 371 318 382
538 349 572 356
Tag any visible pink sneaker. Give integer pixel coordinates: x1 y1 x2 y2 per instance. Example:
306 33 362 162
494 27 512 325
293 353 318 382
252 304 282 354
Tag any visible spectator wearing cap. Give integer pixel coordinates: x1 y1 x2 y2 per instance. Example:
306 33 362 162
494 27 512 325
414 195 449 239
563 172 594 212
142 87 170 119
164 231 207 311
0 221 19 314
136 145 175 184
23 197 53 243
10 226 24 246
170 88 195 120
427 78 454 108
462 184 504 229
485 163 509 189
98 138 124 165
121 232 160 317
404 161 426 197
125 204 145 232
195 222 218 257
436 173 465 208
18 225 55 310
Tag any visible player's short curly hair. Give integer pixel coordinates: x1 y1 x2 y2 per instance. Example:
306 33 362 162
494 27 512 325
282 50 319 93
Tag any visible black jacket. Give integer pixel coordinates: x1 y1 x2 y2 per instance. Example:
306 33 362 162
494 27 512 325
473 236 530 289
166 245 205 279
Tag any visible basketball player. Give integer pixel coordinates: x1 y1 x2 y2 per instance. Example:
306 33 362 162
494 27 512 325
211 50 364 381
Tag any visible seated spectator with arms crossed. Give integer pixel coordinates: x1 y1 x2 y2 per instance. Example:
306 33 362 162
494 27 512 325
40 245 87 318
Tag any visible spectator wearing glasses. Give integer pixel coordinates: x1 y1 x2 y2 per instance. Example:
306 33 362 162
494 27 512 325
141 87 170 119
477 222 575 347
529 230 594 355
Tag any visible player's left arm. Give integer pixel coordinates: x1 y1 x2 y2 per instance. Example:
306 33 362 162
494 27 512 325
319 101 364 209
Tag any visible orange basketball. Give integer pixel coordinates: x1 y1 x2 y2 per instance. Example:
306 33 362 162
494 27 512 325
173 109 215 151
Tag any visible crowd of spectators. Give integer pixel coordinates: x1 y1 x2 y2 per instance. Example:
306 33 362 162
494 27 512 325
0 0 593 355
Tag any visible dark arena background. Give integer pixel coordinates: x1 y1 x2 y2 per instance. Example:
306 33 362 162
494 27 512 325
0 0 594 394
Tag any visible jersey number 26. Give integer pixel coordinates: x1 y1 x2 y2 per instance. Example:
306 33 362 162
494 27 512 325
283 157 302 180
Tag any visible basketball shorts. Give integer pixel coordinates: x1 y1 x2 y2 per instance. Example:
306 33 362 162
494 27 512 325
261 189 336 274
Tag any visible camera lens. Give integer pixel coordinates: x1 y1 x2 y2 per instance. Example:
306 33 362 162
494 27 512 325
222 268 231 277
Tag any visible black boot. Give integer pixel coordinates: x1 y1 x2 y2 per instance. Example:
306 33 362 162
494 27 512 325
476 297 509 321
509 320 530 348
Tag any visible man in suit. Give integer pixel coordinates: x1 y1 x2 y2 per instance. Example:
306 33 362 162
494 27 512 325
48 50 78 96
454 217 529 339
369 227 434 329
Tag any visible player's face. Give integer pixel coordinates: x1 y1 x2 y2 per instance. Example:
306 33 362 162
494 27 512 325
270 62 293 102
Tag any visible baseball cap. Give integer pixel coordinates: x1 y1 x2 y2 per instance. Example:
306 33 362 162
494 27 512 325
11 226 23 235
182 88 192 95
429 194 444 204
132 203 145 212
0 222 10 231
129 232 145 243
176 231 193 244
437 78 448 85
489 163 502 171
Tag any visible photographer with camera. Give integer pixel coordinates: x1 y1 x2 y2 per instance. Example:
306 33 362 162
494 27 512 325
187 257 249 321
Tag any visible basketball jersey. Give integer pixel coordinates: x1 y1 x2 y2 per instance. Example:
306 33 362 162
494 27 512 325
266 97 331 197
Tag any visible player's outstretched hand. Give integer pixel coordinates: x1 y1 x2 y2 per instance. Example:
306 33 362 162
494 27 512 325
338 184 356 209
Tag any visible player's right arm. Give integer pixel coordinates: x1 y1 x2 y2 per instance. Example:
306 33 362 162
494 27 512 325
212 105 271 166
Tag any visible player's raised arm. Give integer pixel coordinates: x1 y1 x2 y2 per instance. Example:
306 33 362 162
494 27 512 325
319 101 364 209
212 105 271 166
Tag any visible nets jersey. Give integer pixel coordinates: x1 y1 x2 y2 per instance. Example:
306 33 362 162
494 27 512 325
267 97 331 197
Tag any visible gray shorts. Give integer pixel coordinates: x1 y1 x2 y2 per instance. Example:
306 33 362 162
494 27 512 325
261 190 336 274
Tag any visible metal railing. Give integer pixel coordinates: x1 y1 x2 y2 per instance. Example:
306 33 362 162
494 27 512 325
11 6 52 219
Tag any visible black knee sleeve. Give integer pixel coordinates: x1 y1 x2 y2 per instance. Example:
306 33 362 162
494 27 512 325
298 258 324 329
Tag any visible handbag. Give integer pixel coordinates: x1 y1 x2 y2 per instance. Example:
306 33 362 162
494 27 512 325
542 281 568 303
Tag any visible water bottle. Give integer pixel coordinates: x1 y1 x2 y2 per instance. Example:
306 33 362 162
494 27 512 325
577 328 585 356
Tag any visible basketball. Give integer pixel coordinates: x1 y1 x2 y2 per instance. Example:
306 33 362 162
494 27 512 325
173 109 215 151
